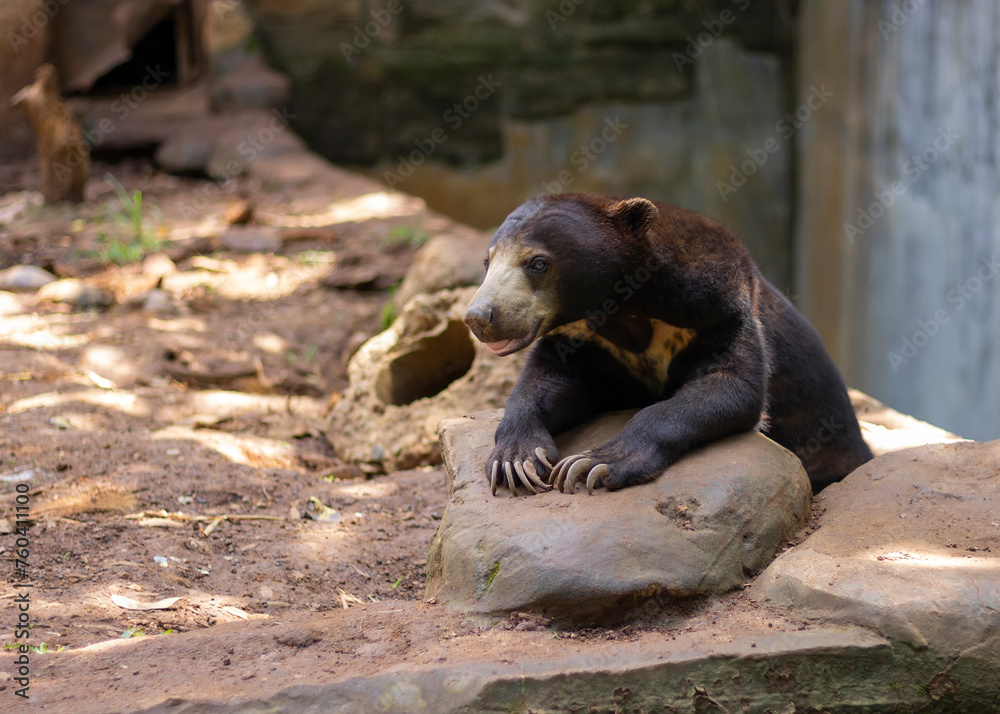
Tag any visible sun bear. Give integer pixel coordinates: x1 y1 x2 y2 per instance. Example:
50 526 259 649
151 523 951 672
464 193 873 497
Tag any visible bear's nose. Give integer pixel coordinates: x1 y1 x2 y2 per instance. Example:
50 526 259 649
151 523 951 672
464 303 494 337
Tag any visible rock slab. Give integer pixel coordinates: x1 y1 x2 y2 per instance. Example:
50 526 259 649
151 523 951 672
751 440 1000 654
426 410 811 622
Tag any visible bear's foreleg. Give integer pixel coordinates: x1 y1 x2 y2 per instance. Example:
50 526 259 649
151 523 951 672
487 340 611 496
551 322 768 494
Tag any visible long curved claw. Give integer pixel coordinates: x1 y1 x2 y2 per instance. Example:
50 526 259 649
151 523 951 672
490 460 500 496
534 447 554 470
521 461 552 491
503 462 518 497
564 458 595 494
549 456 570 489
551 453 587 491
586 463 608 495
512 461 538 495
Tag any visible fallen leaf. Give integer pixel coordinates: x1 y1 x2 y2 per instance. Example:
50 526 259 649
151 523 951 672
222 606 249 620
337 588 363 609
111 594 182 611
85 370 117 389
304 496 341 523
48 416 75 430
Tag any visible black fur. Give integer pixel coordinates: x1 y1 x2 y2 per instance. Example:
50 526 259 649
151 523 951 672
468 193 873 494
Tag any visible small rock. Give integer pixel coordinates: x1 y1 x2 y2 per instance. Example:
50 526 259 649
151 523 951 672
142 252 177 279
37 278 114 309
206 120 305 180
210 55 292 112
0 264 56 291
220 226 282 254
0 191 43 224
395 233 491 308
141 289 171 313
154 125 218 174
323 264 385 291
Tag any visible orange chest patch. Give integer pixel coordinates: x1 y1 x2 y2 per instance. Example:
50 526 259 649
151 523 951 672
551 318 696 393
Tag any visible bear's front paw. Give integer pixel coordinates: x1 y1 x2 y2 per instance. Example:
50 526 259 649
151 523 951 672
549 451 609 495
486 443 558 497
551 446 671 494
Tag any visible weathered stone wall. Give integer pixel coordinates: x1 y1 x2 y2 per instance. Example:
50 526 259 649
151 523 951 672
794 0 1000 440
244 0 796 286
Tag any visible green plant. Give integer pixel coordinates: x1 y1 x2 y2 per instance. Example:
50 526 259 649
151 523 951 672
94 173 162 264
485 561 500 589
287 344 318 365
380 301 398 331
383 223 429 249
4 642 66 652
379 284 401 330
120 626 145 639
30 642 65 653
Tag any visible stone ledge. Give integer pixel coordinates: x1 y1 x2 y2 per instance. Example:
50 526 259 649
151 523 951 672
751 440 1000 654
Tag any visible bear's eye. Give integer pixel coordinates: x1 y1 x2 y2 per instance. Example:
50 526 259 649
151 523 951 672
527 257 548 273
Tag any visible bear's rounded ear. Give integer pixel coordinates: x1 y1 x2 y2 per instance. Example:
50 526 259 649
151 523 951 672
611 197 659 236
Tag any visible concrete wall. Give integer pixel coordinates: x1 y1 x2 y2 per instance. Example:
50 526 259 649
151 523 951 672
795 0 1000 440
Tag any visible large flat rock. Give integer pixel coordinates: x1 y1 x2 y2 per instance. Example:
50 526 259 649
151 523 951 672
31 601 997 713
751 440 1000 654
427 410 811 622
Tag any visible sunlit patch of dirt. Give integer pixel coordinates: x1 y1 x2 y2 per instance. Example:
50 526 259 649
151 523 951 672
0 156 446 652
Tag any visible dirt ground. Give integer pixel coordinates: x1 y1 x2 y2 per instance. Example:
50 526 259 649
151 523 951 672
0 156 827 711
0 156 453 649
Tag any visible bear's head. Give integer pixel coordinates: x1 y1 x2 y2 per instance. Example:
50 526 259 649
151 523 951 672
464 194 659 356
